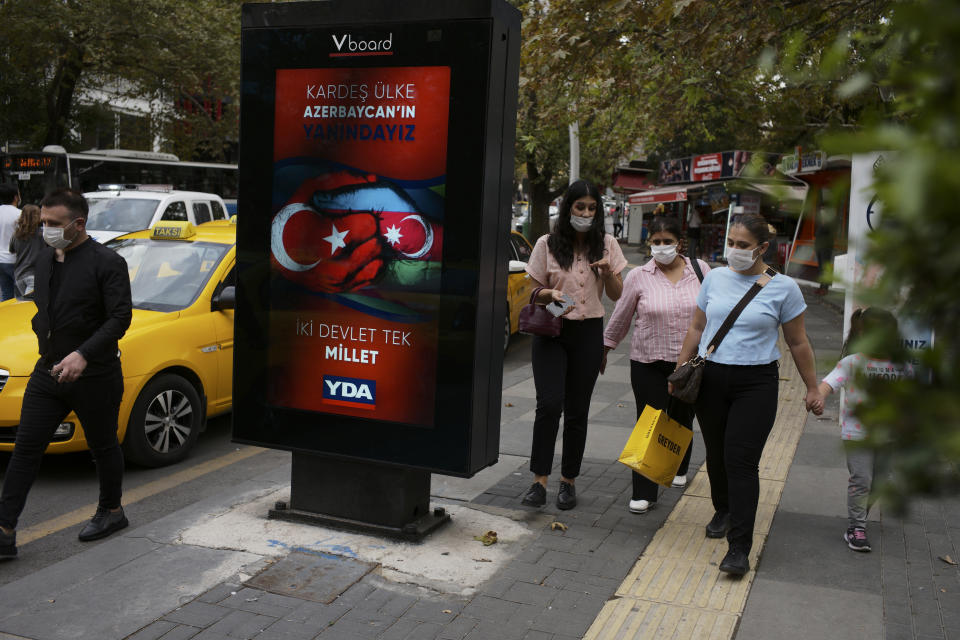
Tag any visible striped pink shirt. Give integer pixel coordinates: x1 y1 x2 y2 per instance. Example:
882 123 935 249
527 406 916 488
603 257 710 363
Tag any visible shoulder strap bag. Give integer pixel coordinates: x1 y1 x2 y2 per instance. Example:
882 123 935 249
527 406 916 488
690 257 704 283
518 287 562 337
667 267 777 403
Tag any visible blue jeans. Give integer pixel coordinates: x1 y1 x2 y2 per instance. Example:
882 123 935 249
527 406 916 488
0 263 14 301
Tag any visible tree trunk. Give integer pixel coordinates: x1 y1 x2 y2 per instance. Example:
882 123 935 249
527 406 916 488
525 156 564 243
44 43 86 146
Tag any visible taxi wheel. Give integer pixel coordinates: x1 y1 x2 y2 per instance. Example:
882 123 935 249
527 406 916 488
504 312 511 353
123 374 202 467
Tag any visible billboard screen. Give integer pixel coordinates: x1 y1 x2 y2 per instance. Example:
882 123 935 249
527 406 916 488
268 66 451 427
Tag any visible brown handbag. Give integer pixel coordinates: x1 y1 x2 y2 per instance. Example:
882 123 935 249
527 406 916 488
518 287 562 337
668 267 777 403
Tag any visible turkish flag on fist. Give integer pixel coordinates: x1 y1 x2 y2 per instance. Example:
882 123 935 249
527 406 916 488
271 173 389 292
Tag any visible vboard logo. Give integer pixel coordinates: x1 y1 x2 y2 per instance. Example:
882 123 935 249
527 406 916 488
322 374 376 410
330 32 394 57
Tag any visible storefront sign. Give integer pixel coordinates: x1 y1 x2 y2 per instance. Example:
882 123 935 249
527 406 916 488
779 150 826 175
691 153 723 181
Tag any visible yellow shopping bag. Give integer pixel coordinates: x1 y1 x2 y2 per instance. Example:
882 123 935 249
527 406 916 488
617 404 693 486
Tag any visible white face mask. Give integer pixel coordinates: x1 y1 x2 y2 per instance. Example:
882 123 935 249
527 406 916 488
569 215 594 232
725 246 760 271
651 244 678 264
42 219 77 250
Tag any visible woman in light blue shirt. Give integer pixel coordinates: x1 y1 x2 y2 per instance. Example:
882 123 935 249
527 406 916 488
673 214 822 576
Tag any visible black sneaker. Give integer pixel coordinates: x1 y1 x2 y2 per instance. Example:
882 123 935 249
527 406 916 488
78 506 129 542
719 547 750 575
0 528 16 559
521 482 547 507
844 526 872 552
705 511 730 538
557 481 577 510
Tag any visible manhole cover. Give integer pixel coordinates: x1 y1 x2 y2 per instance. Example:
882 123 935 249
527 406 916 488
247 551 378 603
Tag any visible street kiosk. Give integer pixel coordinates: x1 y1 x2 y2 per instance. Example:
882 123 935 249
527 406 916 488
233 0 521 540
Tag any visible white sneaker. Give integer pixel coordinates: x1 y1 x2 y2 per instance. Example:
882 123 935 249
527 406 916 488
671 475 687 488
628 499 654 514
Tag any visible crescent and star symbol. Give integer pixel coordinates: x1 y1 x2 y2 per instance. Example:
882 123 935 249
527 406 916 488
384 224 402 246
271 203 435 271
324 224 349 255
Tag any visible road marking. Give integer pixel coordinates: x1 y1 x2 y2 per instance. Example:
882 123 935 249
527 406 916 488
17 446 265 546
584 336 808 640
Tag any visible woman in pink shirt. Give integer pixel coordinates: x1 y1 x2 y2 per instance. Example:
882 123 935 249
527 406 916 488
521 180 627 510
603 216 709 514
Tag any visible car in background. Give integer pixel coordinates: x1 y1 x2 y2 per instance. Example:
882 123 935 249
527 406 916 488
0 219 237 467
505 230 535 351
84 184 229 243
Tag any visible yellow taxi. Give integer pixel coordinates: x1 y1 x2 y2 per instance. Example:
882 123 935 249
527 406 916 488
505 230 536 351
0 220 236 467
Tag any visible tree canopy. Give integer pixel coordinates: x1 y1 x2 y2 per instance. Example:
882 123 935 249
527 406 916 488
0 0 241 160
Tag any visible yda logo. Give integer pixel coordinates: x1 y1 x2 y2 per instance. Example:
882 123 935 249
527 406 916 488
330 32 393 56
322 374 376 409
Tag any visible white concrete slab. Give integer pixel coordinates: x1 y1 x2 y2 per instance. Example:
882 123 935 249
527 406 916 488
177 488 537 596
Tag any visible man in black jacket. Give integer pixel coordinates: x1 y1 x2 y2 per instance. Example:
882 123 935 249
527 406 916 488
0 188 132 558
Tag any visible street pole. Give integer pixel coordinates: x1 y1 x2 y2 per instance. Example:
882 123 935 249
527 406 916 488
569 121 579 184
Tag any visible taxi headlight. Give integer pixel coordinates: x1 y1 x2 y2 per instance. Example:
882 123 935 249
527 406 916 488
53 422 74 439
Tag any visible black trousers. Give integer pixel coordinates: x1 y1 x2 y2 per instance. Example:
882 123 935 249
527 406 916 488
695 361 779 552
0 361 125 530
630 360 694 502
529 317 603 479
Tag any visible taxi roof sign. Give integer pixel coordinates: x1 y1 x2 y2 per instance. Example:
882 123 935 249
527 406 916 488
151 221 196 240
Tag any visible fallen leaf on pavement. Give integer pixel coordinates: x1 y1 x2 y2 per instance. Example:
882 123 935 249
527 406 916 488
473 530 498 546
617 403 625 408
443 609 453 614
940 555 957 566
504 402 514 407
474 558 492 562
550 521 568 532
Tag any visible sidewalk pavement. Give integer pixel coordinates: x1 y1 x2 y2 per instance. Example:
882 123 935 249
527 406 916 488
0 251 956 640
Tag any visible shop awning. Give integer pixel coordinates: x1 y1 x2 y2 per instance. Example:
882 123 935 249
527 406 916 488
627 185 688 205
737 180 808 202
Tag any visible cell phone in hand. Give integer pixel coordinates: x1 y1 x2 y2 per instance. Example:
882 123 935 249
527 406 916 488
546 293 575 317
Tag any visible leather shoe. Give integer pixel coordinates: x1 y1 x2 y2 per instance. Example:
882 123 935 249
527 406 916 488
78 506 129 542
557 481 577 510
521 482 547 507
705 511 730 538
719 547 750 575
0 528 16 558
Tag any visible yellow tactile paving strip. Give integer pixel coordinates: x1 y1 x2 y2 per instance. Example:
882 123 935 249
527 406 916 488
584 339 808 640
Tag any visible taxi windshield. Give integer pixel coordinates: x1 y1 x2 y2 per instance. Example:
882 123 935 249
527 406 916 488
108 238 229 311
86 198 160 232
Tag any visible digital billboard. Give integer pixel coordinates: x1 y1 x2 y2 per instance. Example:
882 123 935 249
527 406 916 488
233 0 521 476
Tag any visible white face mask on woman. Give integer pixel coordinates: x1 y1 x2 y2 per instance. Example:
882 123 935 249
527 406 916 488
725 246 760 271
651 244 678 264
569 215 593 232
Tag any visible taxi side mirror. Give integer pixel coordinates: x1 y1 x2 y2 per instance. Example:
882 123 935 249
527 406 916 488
508 259 526 274
212 285 236 311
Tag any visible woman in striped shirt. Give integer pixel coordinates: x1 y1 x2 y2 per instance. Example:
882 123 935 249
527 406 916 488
602 216 709 514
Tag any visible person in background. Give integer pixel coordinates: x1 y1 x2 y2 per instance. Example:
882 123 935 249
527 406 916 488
814 211 838 295
816 307 912 552
0 184 22 301
673 213 821 576
9 204 44 299
521 179 627 511
686 207 702 258
602 216 709 514
0 189 132 559
612 205 623 238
